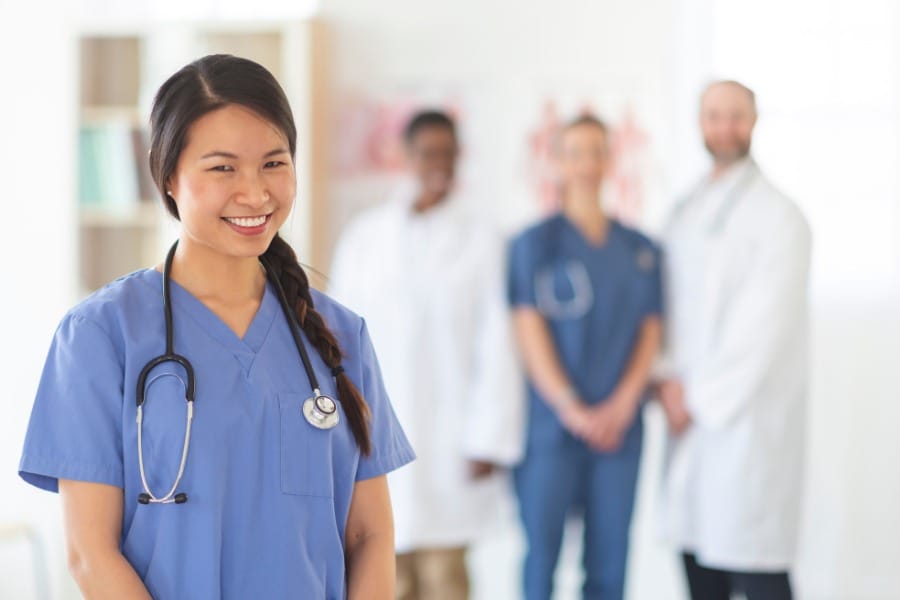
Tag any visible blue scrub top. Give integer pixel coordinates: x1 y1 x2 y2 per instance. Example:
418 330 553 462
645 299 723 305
19 268 415 599
508 216 663 450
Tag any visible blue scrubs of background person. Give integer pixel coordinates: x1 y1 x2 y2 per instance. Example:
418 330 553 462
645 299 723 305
18 55 414 599
507 115 663 600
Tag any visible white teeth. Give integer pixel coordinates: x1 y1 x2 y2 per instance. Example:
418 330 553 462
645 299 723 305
225 215 267 227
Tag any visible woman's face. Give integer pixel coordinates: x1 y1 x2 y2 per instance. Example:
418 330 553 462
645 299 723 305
556 123 611 194
167 104 296 260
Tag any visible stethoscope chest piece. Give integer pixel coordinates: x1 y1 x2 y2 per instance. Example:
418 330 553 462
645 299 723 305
303 392 340 430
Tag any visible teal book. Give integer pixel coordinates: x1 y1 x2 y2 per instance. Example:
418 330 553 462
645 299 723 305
78 126 102 206
101 121 140 210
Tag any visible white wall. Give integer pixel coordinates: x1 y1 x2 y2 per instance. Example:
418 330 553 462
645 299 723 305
320 0 676 238
0 4 79 598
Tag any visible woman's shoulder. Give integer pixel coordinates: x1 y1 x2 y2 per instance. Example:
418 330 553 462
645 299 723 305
308 289 384 376
309 288 364 338
64 269 160 341
510 213 566 247
612 221 662 255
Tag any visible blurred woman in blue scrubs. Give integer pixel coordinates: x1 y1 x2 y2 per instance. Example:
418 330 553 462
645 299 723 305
18 55 413 599
508 115 663 600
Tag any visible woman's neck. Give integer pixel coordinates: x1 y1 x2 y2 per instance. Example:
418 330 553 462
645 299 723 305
167 238 267 305
562 190 609 244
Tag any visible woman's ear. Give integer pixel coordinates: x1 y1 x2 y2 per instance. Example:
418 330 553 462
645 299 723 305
164 175 178 201
162 176 181 219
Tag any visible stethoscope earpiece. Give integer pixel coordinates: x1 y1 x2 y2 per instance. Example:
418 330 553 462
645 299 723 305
137 492 188 505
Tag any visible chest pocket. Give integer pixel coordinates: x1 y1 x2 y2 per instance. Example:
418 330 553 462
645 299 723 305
534 260 594 321
279 392 354 497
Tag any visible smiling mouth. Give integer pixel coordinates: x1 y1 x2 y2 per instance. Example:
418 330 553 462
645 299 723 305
222 214 270 228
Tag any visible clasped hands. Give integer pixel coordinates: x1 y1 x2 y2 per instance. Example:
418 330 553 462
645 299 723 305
557 394 638 453
558 379 693 450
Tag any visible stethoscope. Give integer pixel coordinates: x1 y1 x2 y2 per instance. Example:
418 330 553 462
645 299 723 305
135 241 341 506
535 259 594 320
534 216 661 321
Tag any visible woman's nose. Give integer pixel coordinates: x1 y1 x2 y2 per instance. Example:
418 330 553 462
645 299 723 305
234 173 268 207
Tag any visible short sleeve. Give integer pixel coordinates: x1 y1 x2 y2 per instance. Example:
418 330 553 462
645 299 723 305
643 246 664 318
19 313 125 493
354 320 415 481
507 234 538 307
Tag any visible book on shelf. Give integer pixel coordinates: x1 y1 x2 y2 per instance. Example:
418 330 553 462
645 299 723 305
132 128 156 203
79 119 153 213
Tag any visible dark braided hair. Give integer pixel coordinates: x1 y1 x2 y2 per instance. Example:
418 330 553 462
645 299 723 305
260 235 371 454
148 54 371 454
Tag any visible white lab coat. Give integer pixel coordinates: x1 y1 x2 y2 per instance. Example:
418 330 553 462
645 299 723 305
328 185 524 553
660 158 812 571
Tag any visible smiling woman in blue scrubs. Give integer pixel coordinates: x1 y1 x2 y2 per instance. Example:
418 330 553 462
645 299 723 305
19 55 414 599
508 115 663 600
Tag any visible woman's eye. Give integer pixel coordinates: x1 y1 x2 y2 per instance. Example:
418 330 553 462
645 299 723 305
264 160 286 169
209 165 234 172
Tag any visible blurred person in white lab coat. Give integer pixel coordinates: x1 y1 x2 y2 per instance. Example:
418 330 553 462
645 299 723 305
329 110 524 600
657 80 812 600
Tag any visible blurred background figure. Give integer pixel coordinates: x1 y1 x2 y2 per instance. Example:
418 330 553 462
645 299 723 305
657 81 812 600
507 115 663 600
329 110 524 600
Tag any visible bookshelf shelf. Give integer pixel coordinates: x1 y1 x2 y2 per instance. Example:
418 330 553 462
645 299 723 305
80 106 145 127
78 203 161 228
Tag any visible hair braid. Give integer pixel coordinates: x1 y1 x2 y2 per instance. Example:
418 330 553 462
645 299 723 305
264 234 372 455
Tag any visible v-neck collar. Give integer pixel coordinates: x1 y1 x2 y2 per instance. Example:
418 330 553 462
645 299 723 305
142 268 280 357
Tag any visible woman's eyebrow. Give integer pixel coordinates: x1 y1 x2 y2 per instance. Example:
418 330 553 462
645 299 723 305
199 148 288 160
200 150 239 160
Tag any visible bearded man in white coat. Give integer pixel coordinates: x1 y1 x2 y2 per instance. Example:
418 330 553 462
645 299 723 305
657 81 812 600
329 110 523 600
